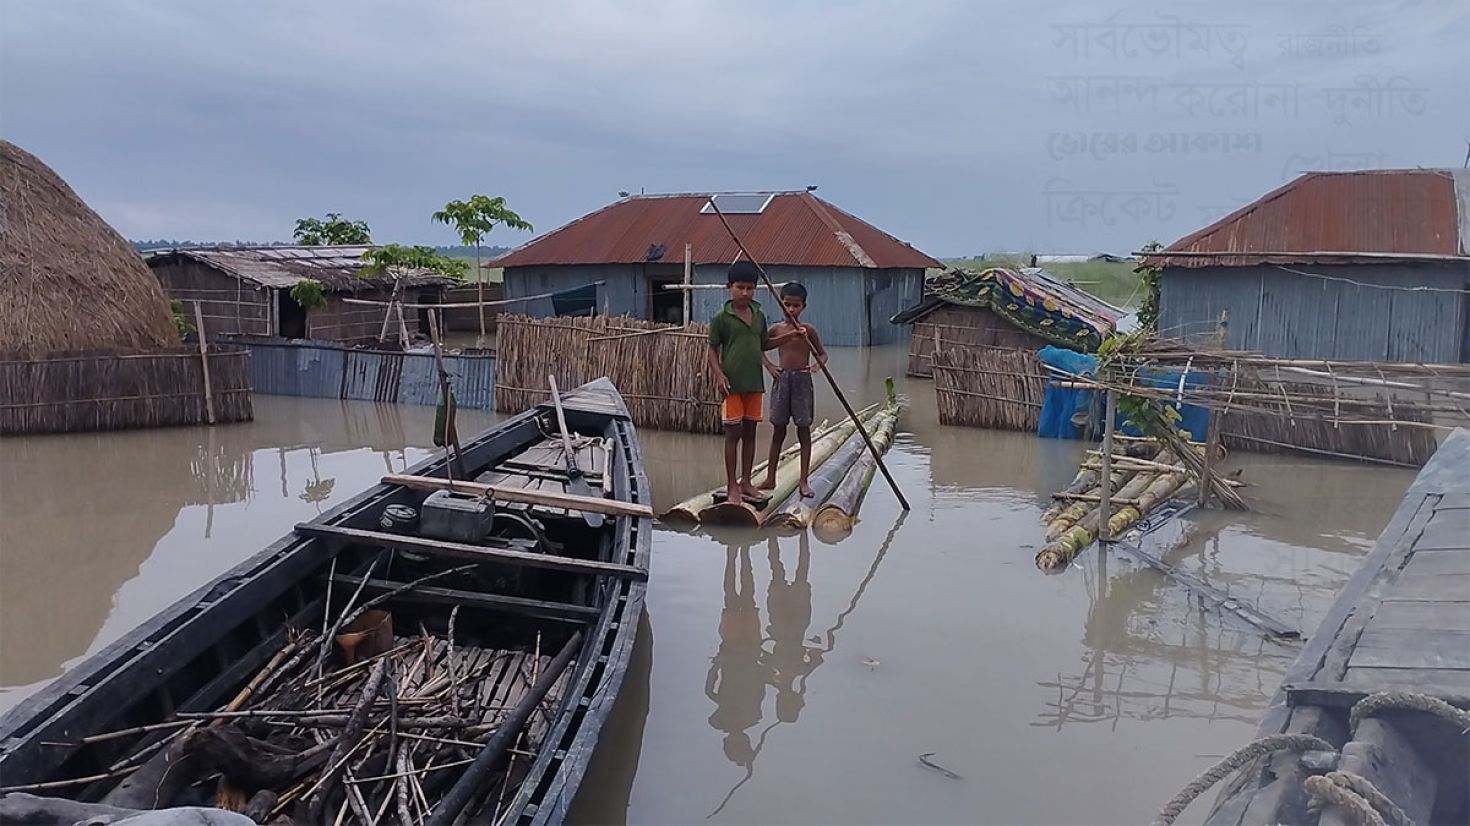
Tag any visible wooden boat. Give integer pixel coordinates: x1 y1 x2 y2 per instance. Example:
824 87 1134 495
0 378 652 826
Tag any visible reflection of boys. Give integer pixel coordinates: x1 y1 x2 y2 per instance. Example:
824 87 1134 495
705 541 769 766
762 534 822 723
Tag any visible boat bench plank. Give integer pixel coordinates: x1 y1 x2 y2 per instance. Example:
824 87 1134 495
1377 573 1470 603
1416 508 1470 550
1285 674 1470 709
1400 550 1470 576
297 524 648 581
1347 627 1470 670
328 574 597 623
381 473 652 519
1371 600 1470 632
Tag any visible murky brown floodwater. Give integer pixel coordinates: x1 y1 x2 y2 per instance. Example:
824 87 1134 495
0 345 1418 824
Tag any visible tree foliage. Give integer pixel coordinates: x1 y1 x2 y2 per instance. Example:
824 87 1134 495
289 279 329 311
1133 240 1163 333
432 195 532 249
360 244 469 281
293 212 371 245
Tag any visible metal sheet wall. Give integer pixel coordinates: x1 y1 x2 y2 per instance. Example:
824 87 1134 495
1159 263 1469 362
233 337 495 409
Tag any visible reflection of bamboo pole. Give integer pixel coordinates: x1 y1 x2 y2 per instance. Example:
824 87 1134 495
1098 390 1114 542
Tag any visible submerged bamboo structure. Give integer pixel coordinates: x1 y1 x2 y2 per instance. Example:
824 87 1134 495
495 314 721 433
0 139 253 434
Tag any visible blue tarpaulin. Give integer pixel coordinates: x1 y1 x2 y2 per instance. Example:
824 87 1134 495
1035 346 1210 442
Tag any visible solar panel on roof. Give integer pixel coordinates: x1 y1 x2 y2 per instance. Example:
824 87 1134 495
700 193 775 214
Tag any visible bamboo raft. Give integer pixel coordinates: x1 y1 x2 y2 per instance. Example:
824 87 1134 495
0 378 651 826
660 381 901 533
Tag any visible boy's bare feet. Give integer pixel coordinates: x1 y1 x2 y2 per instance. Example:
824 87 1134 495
757 474 776 490
740 482 768 502
798 481 815 498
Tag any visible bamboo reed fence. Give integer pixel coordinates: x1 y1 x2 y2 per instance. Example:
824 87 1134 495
1218 374 1440 466
495 314 721 433
932 346 1046 431
0 346 254 435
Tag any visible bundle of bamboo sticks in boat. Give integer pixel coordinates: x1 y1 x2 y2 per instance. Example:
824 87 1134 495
660 379 901 541
14 569 574 826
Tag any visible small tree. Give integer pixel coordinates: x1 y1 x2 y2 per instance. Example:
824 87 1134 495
432 195 532 342
360 244 469 344
294 212 371 245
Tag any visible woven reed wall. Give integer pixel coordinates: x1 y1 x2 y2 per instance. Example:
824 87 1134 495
0 345 254 435
496 314 721 433
932 346 1045 431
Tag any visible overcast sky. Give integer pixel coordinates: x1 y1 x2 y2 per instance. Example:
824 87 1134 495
3 1 1466 256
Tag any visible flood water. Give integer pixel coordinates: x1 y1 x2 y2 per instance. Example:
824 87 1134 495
0 345 1418 824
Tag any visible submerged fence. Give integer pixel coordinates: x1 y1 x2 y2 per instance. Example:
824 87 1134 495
228 336 496 409
932 347 1045 431
0 346 254 435
496 314 720 433
930 342 1446 466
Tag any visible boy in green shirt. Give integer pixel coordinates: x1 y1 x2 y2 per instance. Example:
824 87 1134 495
707 261 801 505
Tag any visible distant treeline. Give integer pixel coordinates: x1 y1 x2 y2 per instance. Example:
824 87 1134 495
130 240 511 258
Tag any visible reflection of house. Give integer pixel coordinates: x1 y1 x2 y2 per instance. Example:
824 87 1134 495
490 192 941 346
1146 169 1470 362
148 246 455 342
890 267 1118 377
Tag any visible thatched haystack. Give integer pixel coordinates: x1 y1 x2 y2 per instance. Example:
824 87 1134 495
1 139 178 357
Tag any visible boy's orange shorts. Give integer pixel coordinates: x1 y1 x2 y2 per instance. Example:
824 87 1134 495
721 392 764 425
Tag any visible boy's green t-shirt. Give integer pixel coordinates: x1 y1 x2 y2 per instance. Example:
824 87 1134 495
708 299 769 394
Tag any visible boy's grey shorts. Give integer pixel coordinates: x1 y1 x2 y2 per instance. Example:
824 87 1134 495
769 369 814 427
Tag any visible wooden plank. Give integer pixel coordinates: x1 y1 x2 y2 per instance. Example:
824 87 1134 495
1401 550 1470 576
1381 573 1470 602
1349 627 1470 670
296 524 648 581
381 473 652 519
1415 509 1470 550
1285 674 1470 708
1371 599 1470 631
1319 719 1436 826
327 574 596 623
1435 493 1470 511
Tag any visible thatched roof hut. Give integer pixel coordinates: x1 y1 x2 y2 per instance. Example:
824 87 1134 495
0 140 178 357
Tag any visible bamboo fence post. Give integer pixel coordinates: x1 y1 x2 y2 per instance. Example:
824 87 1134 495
706 198 910 511
1098 389 1116 542
683 242 692 326
193 301 216 425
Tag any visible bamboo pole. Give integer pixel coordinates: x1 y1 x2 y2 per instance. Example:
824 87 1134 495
706 198 910 511
1098 389 1115 542
811 407 900 542
767 406 897 532
193 301 216 425
427 309 463 481
697 414 864 527
683 242 692 325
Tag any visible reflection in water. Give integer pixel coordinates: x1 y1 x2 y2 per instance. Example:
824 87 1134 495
706 539 769 767
706 513 905 818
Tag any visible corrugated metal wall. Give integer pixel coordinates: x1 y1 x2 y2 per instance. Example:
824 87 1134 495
505 263 922 347
1159 263 1469 362
233 337 496 409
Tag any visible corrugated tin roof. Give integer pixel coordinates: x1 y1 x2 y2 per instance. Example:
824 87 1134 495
1147 169 1470 268
489 192 941 270
146 246 456 291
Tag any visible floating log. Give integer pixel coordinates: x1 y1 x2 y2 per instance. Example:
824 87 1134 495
811 410 900 543
658 417 835 527
698 414 864 527
766 408 897 533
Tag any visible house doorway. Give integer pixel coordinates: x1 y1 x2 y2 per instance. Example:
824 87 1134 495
277 289 308 339
645 264 686 324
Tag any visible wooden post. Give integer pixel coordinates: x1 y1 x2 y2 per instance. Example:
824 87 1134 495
427 309 464 481
683 242 693 326
193 300 216 425
1098 389 1116 542
1199 310 1228 507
